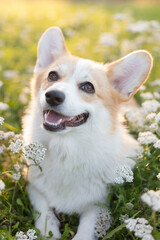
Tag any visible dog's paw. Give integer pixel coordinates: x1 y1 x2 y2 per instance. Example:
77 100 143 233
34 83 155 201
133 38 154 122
72 234 97 240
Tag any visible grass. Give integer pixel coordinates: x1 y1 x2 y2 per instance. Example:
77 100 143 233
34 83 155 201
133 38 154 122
0 0 160 239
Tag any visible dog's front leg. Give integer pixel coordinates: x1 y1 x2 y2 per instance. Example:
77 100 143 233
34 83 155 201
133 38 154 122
73 206 98 240
28 184 61 240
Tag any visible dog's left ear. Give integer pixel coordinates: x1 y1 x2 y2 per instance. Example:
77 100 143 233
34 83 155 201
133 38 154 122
106 50 153 101
34 27 69 74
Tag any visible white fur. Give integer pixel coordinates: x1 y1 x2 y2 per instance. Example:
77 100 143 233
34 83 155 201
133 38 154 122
23 27 152 240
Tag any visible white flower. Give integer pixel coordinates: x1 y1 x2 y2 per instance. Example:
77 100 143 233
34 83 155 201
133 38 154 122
126 202 134 210
142 100 160 113
0 102 9 110
113 13 125 20
157 173 160 179
149 123 158 132
114 165 133 184
154 92 160 99
137 132 158 145
0 81 3 87
14 164 21 172
0 131 15 140
95 207 112 238
16 231 28 240
0 117 4 125
3 70 18 79
155 112 160 122
99 33 117 46
10 139 23 154
24 142 47 165
26 229 37 239
0 179 5 195
0 145 5 154
141 190 160 211
125 218 154 239
154 140 160 149
13 172 21 181
140 92 153 100
127 21 150 34
139 85 146 91
119 214 129 222
146 113 156 120
150 78 160 86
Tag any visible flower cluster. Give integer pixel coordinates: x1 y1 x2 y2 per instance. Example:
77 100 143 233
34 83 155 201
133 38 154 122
0 102 9 110
24 142 47 165
0 130 14 140
125 218 154 240
16 229 37 240
137 132 158 145
0 179 5 195
12 164 21 181
95 207 112 238
114 165 133 184
141 190 160 212
0 117 4 125
10 139 23 153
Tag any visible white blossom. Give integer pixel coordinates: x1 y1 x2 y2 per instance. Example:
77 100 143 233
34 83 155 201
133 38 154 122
125 218 154 239
154 140 160 149
10 139 23 153
0 102 9 110
95 207 112 238
141 190 160 211
126 202 134 210
0 131 15 140
99 33 117 46
149 123 158 131
142 100 160 113
13 172 21 181
140 92 153 100
114 165 133 184
119 214 129 222
127 21 150 34
0 179 5 195
155 112 160 122
154 92 160 99
26 229 37 239
137 132 158 145
146 113 156 120
3 70 18 79
113 13 125 20
14 164 21 172
0 117 4 125
24 142 47 165
0 81 3 87
150 78 160 86
16 231 28 240
0 145 5 153
156 173 160 179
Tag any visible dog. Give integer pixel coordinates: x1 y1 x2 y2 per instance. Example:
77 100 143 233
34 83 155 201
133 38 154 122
23 27 153 240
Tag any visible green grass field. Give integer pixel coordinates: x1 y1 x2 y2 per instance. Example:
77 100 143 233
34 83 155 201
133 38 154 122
0 0 160 239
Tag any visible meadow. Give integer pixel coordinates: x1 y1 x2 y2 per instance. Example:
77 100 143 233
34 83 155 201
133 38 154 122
0 0 160 239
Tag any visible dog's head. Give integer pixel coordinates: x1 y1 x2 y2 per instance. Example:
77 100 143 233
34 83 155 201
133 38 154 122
32 27 153 134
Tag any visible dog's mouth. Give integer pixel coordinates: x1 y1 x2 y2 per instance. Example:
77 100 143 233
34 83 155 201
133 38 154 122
43 110 89 132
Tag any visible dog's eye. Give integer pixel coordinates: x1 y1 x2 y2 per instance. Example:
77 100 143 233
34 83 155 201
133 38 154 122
79 82 95 94
48 71 59 82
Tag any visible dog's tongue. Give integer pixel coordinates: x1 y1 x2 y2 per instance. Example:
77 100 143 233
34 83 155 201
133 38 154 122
46 110 70 124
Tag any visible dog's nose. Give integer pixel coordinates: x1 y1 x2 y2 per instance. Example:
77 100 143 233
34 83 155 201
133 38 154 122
45 90 65 106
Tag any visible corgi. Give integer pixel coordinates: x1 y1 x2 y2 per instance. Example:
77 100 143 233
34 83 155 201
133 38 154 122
23 27 153 240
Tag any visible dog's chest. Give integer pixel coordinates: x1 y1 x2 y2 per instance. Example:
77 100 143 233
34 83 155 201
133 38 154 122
33 144 108 213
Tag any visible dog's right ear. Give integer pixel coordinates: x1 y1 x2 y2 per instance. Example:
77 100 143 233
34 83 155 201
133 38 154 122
34 27 68 74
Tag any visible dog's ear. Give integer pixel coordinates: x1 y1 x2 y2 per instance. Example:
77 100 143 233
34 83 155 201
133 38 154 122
34 27 68 74
106 50 153 101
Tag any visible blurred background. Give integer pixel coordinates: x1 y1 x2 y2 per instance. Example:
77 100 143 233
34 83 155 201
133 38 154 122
0 0 160 131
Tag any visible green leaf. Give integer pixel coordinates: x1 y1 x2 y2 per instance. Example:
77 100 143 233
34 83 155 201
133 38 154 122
61 224 70 240
102 223 126 240
12 221 19 229
16 198 24 208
